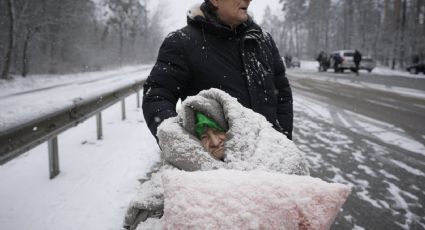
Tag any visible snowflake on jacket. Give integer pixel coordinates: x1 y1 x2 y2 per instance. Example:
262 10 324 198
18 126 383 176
142 3 293 141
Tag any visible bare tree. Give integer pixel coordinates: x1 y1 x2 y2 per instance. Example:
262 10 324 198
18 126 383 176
1 0 15 80
104 0 148 66
139 0 166 62
14 0 48 76
266 0 424 68
0 0 165 77
281 0 307 57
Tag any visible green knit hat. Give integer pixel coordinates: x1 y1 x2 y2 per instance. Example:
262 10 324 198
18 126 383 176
195 111 224 138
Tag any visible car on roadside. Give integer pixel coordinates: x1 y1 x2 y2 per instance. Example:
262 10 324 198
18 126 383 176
330 50 375 73
406 61 425 74
283 55 301 68
329 50 355 72
289 57 301 68
360 56 376 72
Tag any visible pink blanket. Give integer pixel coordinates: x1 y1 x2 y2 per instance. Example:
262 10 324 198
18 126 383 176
162 169 351 230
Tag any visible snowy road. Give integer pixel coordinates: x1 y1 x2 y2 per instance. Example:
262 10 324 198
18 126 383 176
288 68 425 229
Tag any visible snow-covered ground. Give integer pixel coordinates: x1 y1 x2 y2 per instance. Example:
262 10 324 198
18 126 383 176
1 64 424 229
294 95 425 155
293 93 425 229
293 61 425 100
300 60 425 79
0 65 152 132
290 62 425 228
0 65 160 230
0 94 160 230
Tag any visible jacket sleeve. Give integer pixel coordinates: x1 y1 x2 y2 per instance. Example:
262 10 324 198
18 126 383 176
142 31 192 139
268 34 293 140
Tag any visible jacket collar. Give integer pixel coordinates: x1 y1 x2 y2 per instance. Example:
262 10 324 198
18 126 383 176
186 3 262 38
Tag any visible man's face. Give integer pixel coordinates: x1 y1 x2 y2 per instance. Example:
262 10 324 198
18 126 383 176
210 0 252 28
201 127 226 160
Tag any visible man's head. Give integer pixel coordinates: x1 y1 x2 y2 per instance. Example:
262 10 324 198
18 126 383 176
207 0 252 29
195 112 226 160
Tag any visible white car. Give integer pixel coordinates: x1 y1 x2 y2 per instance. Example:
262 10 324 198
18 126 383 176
329 50 375 73
329 50 356 72
360 56 376 72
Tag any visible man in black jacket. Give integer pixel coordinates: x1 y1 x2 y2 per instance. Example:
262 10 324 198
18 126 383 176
142 0 293 141
353 49 362 76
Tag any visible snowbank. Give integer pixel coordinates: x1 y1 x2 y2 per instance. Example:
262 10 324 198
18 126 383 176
0 65 152 132
0 94 160 230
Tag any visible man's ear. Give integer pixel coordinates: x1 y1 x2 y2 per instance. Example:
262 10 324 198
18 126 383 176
209 0 219 8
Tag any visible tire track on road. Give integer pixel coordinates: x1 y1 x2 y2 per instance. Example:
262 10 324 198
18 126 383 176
289 76 425 147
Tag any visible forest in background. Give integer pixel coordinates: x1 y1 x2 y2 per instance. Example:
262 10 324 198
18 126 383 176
0 0 163 80
1 0 425 80
262 0 425 69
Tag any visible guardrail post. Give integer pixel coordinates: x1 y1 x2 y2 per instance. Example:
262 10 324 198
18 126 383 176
48 136 60 179
96 112 103 140
121 99 126 120
136 90 141 108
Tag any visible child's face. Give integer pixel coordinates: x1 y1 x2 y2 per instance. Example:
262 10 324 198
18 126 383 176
201 127 226 160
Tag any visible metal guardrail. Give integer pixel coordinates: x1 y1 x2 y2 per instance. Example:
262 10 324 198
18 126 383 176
0 79 145 178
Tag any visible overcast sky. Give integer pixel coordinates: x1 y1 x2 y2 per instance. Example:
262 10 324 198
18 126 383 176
148 0 282 33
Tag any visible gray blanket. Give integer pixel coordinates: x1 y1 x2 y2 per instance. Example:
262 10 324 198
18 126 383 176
124 88 309 229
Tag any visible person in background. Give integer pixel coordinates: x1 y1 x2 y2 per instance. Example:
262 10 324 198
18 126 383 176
284 54 293 68
316 51 329 72
142 0 294 142
354 49 362 76
332 53 343 73
412 54 420 64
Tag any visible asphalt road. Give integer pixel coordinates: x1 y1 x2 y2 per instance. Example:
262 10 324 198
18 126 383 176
287 69 425 230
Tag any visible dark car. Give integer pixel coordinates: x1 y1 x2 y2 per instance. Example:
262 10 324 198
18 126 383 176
290 57 301 68
406 62 425 74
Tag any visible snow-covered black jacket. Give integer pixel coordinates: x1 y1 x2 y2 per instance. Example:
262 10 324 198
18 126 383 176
142 3 293 140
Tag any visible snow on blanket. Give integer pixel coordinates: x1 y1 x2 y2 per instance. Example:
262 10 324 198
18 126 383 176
162 169 351 230
131 89 311 229
158 88 309 175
